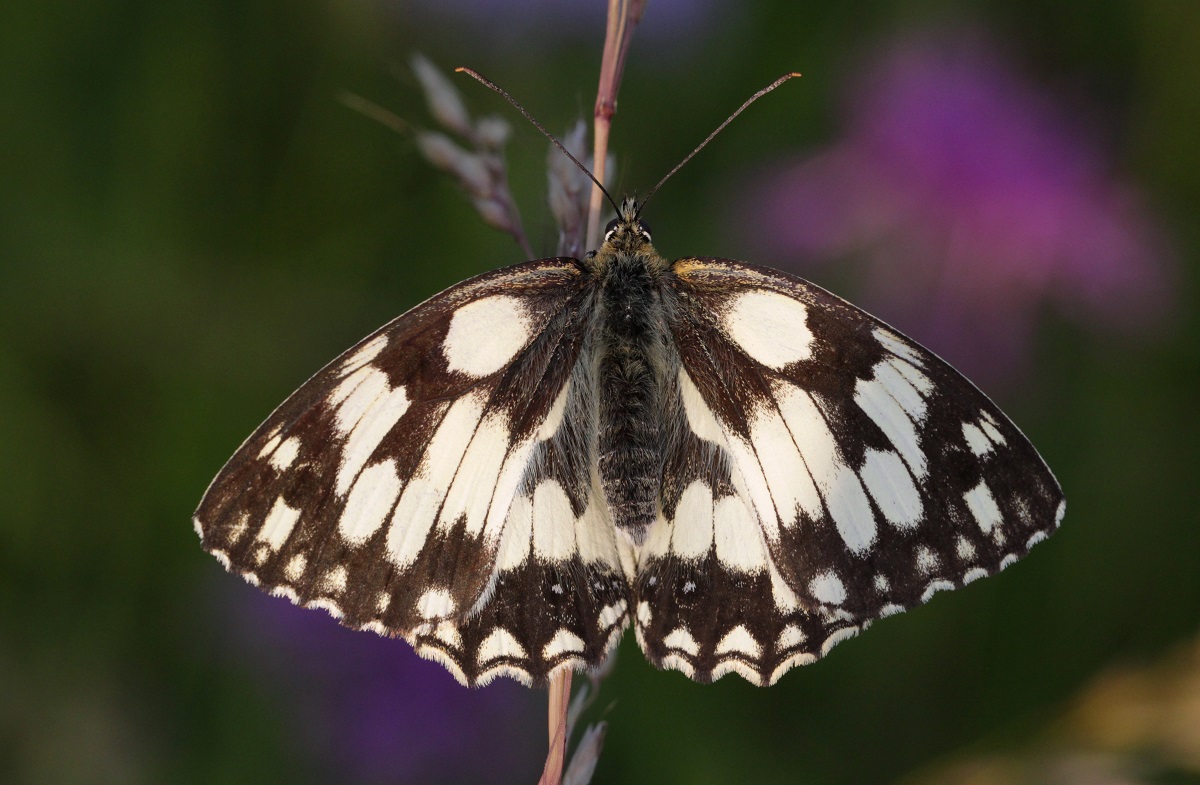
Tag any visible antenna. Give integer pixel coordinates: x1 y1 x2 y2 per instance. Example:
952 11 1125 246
638 72 801 217
455 67 622 217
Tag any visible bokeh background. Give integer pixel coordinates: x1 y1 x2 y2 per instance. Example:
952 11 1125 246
3 1 1198 783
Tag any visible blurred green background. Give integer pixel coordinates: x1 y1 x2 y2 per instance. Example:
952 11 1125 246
2 1 1198 784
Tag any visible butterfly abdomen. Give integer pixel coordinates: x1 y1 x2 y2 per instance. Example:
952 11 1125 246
594 249 671 543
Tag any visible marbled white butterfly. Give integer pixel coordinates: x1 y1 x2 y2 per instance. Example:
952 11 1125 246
195 81 1064 688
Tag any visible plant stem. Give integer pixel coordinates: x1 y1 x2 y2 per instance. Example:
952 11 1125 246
586 0 645 248
538 670 573 785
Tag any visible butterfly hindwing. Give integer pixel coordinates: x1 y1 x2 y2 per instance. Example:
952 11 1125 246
410 363 632 685
633 337 856 685
194 258 631 683
632 257 1064 684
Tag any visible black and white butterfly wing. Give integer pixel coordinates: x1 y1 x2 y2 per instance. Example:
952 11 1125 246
194 258 630 686
634 257 1064 685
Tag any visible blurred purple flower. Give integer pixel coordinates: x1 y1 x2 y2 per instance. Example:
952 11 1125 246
744 29 1172 383
214 579 540 785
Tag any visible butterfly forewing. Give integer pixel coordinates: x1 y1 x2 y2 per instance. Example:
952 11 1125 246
631 257 1064 684
194 258 633 683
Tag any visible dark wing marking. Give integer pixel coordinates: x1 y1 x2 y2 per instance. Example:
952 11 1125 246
633 257 1063 684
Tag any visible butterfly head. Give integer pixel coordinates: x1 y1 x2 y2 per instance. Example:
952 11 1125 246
601 196 653 252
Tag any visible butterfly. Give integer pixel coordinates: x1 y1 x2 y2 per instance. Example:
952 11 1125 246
194 186 1064 687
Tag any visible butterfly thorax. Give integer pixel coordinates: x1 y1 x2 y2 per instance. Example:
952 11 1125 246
586 200 672 545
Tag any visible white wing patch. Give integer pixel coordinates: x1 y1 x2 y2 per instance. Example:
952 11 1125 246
544 629 586 658
495 492 534 570
598 601 627 630
809 571 847 605
715 625 761 658
720 289 814 369
858 448 922 529
962 422 993 457
438 409 513 537
257 497 300 551
671 481 715 559
386 475 441 568
339 459 403 544
575 499 619 565
322 565 348 594
478 627 527 663
442 295 533 378
713 495 768 572
854 376 927 479
723 434 782 540
493 477 625 575
417 587 456 619
964 480 1003 533
962 412 1007 457
334 376 410 496
748 403 823 529
267 437 301 472
532 480 577 560
663 627 701 656
284 553 306 582
339 333 388 375
872 327 923 366
784 387 879 552
873 358 928 422
384 395 482 566
678 368 727 446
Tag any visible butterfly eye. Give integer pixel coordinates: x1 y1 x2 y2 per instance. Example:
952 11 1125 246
604 218 620 242
638 220 652 242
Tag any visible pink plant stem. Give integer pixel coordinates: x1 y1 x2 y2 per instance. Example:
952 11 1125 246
538 670 573 785
586 0 645 249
